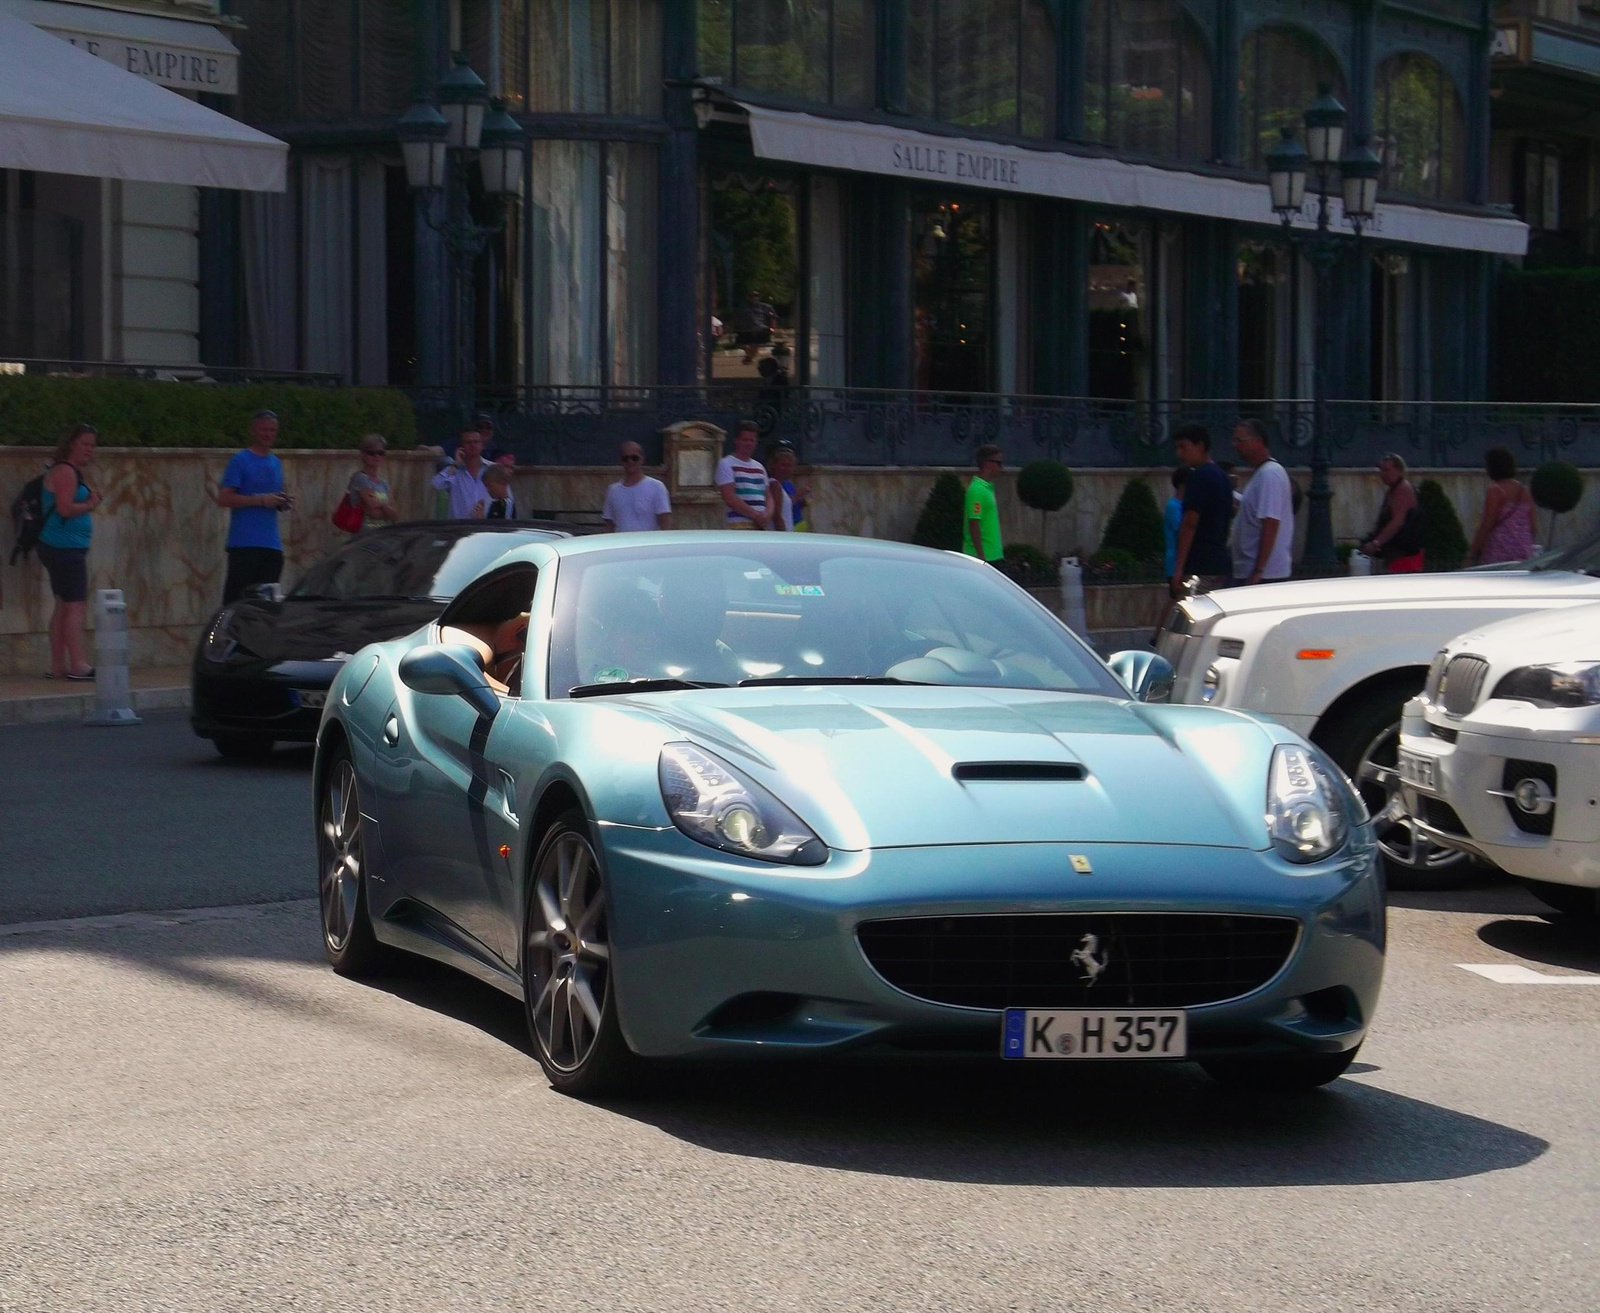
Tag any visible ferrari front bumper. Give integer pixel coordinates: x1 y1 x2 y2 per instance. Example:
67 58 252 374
598 827 1385 1062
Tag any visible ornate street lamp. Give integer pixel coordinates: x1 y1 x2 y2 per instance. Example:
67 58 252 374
1264 87 1377 572
397 55 524 424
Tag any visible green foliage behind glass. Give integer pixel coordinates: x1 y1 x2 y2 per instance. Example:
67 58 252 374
0 376 417 448
1097 476 1166 565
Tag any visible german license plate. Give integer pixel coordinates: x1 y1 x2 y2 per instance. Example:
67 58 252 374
1397 748 1435 790
297 689 327 709
1002 1009 1187 1059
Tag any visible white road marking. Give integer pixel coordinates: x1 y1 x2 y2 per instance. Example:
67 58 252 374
1457 963 1600 985
0 898 318 939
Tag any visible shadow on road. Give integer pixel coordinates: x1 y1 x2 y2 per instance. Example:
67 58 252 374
353 960 534 1057
1477 916 1600 973
597 1058 1548 1190
1387 879 1541 917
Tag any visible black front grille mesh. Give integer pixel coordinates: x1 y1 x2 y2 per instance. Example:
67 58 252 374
856 913 1299 1011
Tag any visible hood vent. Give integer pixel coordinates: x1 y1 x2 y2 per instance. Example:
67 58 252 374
952 761 1087 782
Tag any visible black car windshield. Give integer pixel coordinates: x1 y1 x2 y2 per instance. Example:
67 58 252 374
291 529 551 601
548 541 1125 699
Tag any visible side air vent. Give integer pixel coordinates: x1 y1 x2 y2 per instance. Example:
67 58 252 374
952 762 1087 782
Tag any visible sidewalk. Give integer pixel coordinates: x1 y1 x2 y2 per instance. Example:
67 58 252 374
0 667 190 726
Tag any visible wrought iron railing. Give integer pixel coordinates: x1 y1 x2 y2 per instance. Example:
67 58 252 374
410 385 1600 469
0 358 344 386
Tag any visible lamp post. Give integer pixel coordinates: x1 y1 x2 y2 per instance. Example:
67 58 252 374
396 52 525 423
1264 84 1381 572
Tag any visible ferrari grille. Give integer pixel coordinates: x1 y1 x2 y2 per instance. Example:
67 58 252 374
855 913 1299 1010
1439 655 1491 717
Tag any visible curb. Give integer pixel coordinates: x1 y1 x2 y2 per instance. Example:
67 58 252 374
0 684 189 728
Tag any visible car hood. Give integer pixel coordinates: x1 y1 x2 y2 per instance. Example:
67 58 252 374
228 597 443 663
1201 568 1600 618
1446 599 1600 663
629 686 1279 851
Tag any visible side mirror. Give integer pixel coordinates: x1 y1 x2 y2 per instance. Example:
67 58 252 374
1107 650 1176 704
398 644 501 720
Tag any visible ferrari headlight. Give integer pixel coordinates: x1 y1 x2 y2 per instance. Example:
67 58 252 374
659 743 827 866
203 608 238 663
1265 744 1350 864
1492 662 1600 709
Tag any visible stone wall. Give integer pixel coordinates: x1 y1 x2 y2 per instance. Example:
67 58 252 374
2 445 1596 674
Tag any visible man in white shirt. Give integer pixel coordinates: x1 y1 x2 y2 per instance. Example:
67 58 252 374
715 421 773 529
430 429 491 520
602 441 673 532
1231 418 1295 585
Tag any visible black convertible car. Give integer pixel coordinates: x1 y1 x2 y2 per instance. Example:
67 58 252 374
191 521 567 758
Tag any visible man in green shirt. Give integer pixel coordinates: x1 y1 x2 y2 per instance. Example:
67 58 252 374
963 444 1004 565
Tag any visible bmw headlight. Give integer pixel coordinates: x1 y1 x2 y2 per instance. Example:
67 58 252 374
659 743 827 866
1492 662 1600 709
1265 744 1350 864
203 608 238 663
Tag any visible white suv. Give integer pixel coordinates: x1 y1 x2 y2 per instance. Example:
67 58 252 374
1155 537 1600 887
1397 603 1600 917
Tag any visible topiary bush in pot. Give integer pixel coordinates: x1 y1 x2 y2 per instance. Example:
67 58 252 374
1015 459 1074 549
911 471 967 551
1097 476 1165 567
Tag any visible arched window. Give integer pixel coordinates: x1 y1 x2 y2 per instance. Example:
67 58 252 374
1085 0 1212 163
1239 25 1346 171
1374 54 1465 201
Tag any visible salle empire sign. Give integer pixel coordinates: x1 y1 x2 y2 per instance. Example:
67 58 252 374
891 141 1025 189
47 30 237 94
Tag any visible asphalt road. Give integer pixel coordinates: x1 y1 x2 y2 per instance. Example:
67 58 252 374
2 713 1597 1310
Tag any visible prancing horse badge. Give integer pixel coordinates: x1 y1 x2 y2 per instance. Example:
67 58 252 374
1069 854 1093 874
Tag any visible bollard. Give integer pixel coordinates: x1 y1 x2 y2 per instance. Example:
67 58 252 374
1059 556 1089 638
83 588 141 727
1348 551 1373 577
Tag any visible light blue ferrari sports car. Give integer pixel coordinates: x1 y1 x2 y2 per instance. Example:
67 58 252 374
314 532 1383 1096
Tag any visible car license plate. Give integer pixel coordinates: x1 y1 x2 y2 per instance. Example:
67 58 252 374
1398 748 1435 790
1002 1009 1187 1060
298 690 327 709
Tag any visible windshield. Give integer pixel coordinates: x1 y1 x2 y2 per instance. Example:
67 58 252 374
291 530 549 601
547 541 1124 699
1534 534 1600 576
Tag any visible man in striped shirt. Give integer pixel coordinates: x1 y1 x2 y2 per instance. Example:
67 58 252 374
715 421 774 529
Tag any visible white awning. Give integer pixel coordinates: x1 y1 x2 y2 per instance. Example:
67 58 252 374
741 103 1529 257
0 10 284 191
0 0 239 94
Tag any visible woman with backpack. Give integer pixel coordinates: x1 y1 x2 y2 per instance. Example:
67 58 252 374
37 423 101 679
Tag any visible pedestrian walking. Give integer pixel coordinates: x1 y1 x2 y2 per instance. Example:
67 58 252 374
766 442 810 531
1163 466 1188 577
37 422 101 679
335 433 399 533
475 464 517 519
1168 424 1232 597
217 409 292 604
964 444 1005 567
431 428 492 520
1230 418 1295 585
1468 447 1537 565
716 421 773 529
601 441 672 532
1361 453 1425 573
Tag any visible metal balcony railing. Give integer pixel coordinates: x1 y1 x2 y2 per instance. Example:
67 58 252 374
0 358 344 386
410 384 1600 469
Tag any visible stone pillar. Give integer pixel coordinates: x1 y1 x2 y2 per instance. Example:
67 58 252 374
1057 0 1084 141
1032 198 1087 396
847 177 911 389
1186 219 1238 399
878 0 907 114
1215 0 1241 165
659 0 701 386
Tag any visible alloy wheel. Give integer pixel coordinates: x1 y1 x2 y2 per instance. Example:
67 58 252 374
526 830 612 1073
1355 722 1471 875
319 759 363 951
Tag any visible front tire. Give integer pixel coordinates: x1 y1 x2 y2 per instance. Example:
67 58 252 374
317 749 394 976
523 810 639 1097
1316 681 1476 891
1201 1046 1360 1092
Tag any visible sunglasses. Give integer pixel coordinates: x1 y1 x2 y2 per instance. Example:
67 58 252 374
622 454 642 463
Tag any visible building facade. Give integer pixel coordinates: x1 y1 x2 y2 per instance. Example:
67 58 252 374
215 1 1524 460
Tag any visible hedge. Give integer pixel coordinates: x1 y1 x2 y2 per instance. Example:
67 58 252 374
1097 476 1166 566
911 471 967 551
0 375 417 449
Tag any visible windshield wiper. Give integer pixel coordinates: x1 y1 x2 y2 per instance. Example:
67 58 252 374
568 677 730 698
737 675 932 687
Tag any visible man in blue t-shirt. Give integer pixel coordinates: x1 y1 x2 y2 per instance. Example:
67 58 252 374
1168 424 1233 599
216 409 293 603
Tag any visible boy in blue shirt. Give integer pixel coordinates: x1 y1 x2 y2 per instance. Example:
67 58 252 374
217 410 292 603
